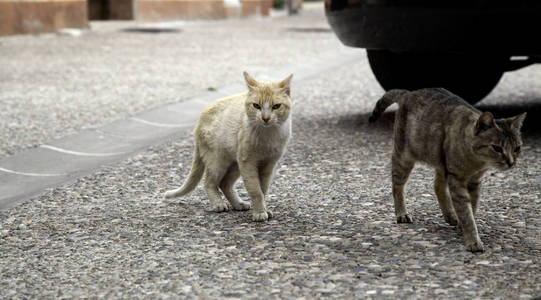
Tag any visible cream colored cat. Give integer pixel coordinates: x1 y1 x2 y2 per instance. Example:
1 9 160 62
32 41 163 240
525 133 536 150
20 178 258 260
164 72 293 222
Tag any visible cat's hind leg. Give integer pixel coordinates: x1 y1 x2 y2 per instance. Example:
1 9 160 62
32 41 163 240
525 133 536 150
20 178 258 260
203 164 230 213
220 164 251 211
434 170 458 226
392 153 414 223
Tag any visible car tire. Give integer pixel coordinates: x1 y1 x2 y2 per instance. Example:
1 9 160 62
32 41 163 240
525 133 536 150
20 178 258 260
367 50 505 104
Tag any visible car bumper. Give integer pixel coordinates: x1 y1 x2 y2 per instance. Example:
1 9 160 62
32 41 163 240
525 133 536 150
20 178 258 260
325 0 541 55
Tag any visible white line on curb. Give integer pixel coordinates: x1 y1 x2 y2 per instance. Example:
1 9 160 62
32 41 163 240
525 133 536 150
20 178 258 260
0 167 67 177
40 145 126 157
131 117 189 128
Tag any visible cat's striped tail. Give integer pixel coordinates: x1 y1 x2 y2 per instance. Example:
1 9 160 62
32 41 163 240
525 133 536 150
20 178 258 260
368 89 409 123
163 146 204 199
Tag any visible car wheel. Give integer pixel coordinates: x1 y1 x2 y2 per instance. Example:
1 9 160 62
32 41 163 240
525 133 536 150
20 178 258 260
367 50 505 104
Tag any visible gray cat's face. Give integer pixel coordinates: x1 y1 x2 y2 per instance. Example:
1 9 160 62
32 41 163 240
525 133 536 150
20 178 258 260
472 112 526 170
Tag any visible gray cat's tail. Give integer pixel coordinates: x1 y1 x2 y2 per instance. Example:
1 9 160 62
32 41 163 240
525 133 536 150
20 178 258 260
369 89 409 123
163 146 204 199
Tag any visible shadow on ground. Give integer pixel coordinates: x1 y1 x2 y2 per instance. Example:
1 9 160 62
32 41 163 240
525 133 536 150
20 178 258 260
327 96 541 139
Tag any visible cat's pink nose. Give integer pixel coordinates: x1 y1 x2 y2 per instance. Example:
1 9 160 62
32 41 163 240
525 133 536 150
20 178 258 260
262 117 270 123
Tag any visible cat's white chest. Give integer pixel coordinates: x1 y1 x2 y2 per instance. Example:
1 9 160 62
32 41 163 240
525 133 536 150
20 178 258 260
244 119 291 159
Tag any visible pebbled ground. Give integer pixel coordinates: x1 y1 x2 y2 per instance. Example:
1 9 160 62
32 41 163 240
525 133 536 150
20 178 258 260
1 2 540 299
0 4 340 158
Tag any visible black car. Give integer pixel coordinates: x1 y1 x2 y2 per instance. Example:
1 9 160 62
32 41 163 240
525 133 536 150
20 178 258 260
325 0 541 103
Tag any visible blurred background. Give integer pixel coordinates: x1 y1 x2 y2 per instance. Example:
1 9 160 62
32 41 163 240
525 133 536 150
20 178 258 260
0 0 303 36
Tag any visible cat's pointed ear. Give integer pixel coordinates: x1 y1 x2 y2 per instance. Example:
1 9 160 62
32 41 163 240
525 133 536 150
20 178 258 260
509 112 527 130
279 74 293 96
475 112 495 135
243 71 258 91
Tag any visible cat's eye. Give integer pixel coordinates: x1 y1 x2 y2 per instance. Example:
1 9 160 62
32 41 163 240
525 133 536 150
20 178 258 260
252 103 261 110
272 104 281 110
491 145 503 153
514 146 521 153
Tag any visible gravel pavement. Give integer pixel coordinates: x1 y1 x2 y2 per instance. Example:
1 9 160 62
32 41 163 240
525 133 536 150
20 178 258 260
0 3 341 158
1 3 541 299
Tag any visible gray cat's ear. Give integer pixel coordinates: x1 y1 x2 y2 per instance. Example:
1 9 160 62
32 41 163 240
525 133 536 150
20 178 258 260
475 112 495 135
243 71 258 91
510 112 527 130
279 74 293 96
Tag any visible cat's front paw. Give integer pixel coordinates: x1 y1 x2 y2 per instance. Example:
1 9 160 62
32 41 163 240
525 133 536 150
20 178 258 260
443 213 458 226
252 211 270 222
231 200 251 211
213 201 231 213
465 239 484 253
396 214 413 223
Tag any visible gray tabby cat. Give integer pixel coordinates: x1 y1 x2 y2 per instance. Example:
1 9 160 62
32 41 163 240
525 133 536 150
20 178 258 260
369 88 526 252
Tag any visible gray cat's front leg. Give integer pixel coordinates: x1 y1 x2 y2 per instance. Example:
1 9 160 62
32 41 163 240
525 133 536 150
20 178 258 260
239 161 269 222
434 170 458 225
467 179 482 215
448 175 484 252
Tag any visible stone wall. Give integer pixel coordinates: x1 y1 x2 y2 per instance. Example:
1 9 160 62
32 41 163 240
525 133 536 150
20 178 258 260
135 0 274 21
0 0 87 36
0 0 288 36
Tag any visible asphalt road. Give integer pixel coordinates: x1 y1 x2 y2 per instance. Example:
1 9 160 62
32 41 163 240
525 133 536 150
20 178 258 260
1 2 541 299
